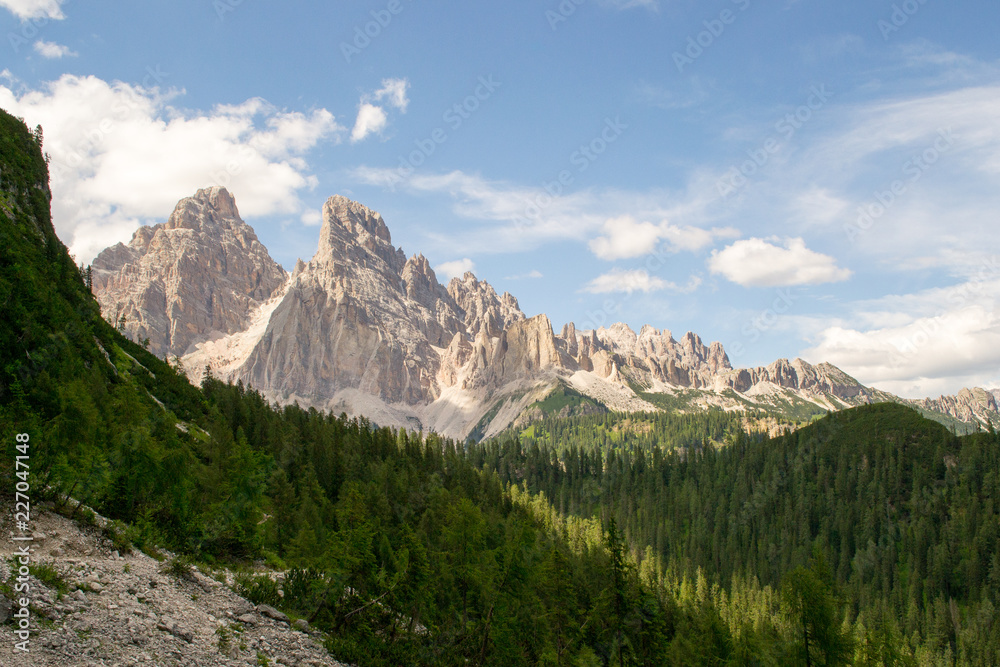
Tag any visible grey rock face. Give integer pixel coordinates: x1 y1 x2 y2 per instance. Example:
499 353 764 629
91 186 286 358
909 387 1000 426
93 189 985 438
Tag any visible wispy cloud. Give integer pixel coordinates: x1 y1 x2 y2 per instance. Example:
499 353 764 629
351 103 388 143
583 269 701 295
505 270 544 280
33 40 76 59
350 167 728 258
589 215 737 260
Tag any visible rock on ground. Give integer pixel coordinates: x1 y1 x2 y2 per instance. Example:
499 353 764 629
0 506 347 666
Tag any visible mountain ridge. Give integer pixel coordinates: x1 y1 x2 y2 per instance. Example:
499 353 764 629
90 188 997 437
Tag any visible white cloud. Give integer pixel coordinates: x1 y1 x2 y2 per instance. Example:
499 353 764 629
350 78 409 143
33 40 76 59
505 270 544 280
300 209 322 226
350 167 728 259
0 0 64 20
351 103 388 143
581 269 699 295
373 78 409 112
588 215 737 260
435 258 476 281
805 309 1000 399
709 237 852 287
589 217 663 260
796 266 1000 398
0 74 343 263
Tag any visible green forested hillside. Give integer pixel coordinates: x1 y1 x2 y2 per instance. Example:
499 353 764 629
4 108 1000 665
482 404 1000 664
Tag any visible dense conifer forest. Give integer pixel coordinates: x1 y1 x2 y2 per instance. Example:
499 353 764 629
3 109 999 664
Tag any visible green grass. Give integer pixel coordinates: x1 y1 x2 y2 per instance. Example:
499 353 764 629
530 383 604 416
28 560 69 595
162 556 196 582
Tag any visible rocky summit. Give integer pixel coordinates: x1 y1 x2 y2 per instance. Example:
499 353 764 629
91 187 287 360
91 189 999 438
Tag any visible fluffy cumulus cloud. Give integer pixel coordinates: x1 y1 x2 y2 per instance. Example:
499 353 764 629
435 258 476 281
708 237 852 287
803 272 1000 398
0 74 343 263
0 0 64 19
351 78 409 143
589 215 737 260
33 40 76 59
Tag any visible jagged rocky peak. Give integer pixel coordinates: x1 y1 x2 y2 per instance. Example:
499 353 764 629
721 357 867 399
324 194 392 242
488 313 563 386
558 322 580 357
448 271 525 337
910 387 1000 426
401 254 441 302
90 186 286 359
164 186 241 232
315 195 403 272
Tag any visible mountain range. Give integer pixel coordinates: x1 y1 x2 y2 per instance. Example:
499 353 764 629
91 187 1000 438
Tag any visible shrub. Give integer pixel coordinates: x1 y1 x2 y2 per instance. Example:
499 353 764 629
234 572 281 607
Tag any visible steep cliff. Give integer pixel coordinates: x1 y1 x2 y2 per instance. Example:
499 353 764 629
91 189 987 439
91 187 286 358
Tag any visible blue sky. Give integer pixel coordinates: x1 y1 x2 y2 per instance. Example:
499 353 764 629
2 0 1000 399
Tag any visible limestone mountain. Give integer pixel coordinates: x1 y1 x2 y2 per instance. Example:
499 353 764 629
91 187 287 359
91 189 978 439
909 387 1000 430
